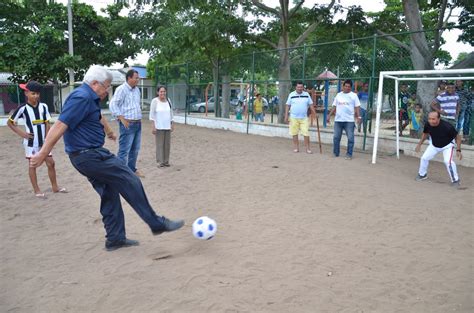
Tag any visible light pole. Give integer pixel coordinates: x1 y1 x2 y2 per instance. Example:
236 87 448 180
67 0 74 92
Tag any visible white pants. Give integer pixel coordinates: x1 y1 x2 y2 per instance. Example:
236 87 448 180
418 142 459 182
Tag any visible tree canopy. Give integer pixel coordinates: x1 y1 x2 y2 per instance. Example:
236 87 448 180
1 0 471 88
0 0 141 83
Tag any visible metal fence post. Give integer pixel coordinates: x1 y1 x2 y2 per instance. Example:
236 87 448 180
247 51 255 134
302 44 306 81
16 85 21 107
323 79 329 128
470 109 473 145
270 78 274 124
185 62 189 125
368 34 377 134
362 34 378 150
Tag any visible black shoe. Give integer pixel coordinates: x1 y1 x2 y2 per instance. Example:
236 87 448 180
415 174 427 181
105 238 139 251
152 218 185 235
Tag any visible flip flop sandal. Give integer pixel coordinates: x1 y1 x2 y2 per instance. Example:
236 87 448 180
35 193 47 199
54 187 68 193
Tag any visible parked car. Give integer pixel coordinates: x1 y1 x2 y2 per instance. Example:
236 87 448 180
230 98 240 107
190 97 221 113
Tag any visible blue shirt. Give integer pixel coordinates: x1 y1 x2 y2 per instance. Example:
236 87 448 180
358 91 369 110
59 84 105 154
286 91 313 119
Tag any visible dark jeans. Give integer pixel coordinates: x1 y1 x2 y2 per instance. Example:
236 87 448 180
118 121 142 172
358 108 367 132
333 121 355 157
69 147 165 242
462 106 471 136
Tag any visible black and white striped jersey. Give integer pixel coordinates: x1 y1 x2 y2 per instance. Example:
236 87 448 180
9 103 51 148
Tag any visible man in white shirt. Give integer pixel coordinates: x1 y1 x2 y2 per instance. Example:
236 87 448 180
326 80 361 160
284 81 316 154
109 69 144 177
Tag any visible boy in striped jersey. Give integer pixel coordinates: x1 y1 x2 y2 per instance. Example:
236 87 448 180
7 81 66 199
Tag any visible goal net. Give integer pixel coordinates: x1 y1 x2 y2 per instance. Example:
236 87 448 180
371 68 474 164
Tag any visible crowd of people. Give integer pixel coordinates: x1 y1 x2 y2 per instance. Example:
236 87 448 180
6 67 471 250
282 79 467 186
399 80 472 141
9 67 184 252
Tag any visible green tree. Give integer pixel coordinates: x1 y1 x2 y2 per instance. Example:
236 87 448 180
371 0 474 110
0 0 141 83
243 0 337 123
128 1 249 118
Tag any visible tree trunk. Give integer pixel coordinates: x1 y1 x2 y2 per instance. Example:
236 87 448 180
409 47 437 113
277 35 291 123
249 0 336 123
403 0 437 114
221 74 231 118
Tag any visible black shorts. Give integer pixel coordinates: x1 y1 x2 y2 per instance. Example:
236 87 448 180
399 111 409 121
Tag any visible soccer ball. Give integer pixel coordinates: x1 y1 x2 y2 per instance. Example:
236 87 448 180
192 216 217 240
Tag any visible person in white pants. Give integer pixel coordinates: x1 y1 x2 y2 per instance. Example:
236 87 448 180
415 111 462 187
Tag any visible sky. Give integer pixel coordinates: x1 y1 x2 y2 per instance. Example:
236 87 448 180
57 0 472 67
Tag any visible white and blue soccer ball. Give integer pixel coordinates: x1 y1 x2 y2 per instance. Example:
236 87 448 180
192 216 217 240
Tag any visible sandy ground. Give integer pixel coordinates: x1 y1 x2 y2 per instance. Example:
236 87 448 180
1 120 473 313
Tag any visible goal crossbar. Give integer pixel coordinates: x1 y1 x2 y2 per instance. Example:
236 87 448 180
389 76 474 81
372 68 474 164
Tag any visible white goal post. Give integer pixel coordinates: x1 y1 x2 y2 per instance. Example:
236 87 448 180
371 68 474 164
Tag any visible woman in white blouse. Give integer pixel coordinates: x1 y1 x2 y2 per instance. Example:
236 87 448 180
149 86 174 167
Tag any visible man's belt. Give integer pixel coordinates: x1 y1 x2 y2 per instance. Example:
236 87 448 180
69 147 100 157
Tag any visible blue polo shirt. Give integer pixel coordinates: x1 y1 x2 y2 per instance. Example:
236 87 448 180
59 84 105 154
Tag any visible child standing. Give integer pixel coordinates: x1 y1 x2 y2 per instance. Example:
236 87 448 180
7 81 66 199
408 92 418 109
409 103 423 138
235 103 243 120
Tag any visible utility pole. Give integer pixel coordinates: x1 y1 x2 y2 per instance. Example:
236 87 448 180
67 0 75 92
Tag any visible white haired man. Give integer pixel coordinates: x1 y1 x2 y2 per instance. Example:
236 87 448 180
30 65 184 251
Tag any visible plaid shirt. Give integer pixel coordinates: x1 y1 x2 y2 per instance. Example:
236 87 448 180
109 82 142 120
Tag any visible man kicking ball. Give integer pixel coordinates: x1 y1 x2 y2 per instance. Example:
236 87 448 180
415 111 462 187
30 65 184 251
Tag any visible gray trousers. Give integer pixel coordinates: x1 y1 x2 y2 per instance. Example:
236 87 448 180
155 130 171 165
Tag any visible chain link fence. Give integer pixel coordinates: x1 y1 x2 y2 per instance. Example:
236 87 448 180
154 28 473 146
2 29 471 145
0 79 157 117
0 81 63 116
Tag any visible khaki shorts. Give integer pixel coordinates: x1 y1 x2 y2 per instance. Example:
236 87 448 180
289 117 309 136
